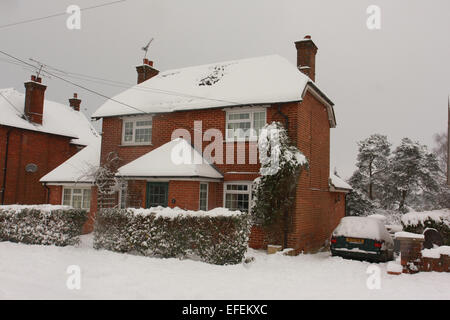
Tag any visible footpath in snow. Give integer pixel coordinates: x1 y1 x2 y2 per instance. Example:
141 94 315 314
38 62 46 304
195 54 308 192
0 235 449 299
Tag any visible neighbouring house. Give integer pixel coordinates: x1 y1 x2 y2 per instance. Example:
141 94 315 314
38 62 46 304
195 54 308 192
90 35 351 252
0 76 99 208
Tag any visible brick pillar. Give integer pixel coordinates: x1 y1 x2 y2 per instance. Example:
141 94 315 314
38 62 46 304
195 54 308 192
396 235 424 274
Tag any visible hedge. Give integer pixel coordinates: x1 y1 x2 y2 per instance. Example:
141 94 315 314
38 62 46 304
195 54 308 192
94 207 252 265
401 210 450 245
0 205 88 246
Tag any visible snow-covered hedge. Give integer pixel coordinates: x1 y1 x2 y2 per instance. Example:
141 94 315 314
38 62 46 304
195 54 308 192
0 205 87 246
401 209 450 245
94 207 251 265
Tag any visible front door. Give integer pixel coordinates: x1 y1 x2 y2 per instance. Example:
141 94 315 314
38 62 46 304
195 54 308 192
146 182 169 208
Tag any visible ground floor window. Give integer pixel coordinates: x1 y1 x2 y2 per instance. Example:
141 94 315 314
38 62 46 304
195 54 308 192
224 182 252 213
199 183 208 211
62 187 91 209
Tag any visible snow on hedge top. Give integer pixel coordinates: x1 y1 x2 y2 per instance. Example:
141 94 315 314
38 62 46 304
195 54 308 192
333 217 393 242
0 204 72 214
92 55 310 118
127 206 244 219
329 173 352 191
116 138 223 179
40 137 101 183
422 246 450 258
401 209 450 227
0 88 99 146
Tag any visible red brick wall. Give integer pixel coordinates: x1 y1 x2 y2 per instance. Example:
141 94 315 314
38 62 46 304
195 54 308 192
98 94 344 252
0 126 78 205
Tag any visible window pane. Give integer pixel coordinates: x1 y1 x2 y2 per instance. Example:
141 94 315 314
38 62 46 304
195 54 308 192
82 189 91 209
72 194 82 209
135 128 151 142
229 113 249 120
199 183 208 211
124 122 133 142
253 111 266 136
63 189 71 206
136 120 152 127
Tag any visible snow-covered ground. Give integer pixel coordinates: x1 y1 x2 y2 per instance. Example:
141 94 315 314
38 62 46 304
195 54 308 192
1 235 449 300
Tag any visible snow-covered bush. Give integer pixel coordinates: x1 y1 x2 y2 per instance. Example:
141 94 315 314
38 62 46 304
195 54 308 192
401 209 450 245
94 207 251 265
0 205 87 246
252 122 307 247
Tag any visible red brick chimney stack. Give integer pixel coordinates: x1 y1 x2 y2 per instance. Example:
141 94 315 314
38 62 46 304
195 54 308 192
24 75 47 124
136 58 159 84
294 35 318 81
69 93 81 111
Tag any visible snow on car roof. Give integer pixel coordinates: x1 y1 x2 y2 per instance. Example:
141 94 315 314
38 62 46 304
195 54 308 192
0 88 99 146
333 216 393 242
92 54 311 118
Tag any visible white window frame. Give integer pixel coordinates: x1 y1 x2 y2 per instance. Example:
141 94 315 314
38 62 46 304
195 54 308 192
223 181 253 213
121 115 153 145
62 187 91 210
199 182 208 211
225 107 267 142
118 180 128 209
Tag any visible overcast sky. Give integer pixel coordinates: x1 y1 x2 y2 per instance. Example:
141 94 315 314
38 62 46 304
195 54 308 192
1 0 449 178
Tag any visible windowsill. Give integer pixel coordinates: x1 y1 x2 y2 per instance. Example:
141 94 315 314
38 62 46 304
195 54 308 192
224 138 258 143
119 143 153 147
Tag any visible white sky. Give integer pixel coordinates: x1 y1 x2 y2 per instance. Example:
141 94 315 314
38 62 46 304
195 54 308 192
0 0 449 178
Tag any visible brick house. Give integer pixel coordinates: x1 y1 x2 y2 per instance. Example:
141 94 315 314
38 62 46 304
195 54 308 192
91 36 351 252
0 76 99 209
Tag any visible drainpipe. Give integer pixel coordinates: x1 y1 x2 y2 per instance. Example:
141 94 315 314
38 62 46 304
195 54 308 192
276 105 289 130
1 129 11 205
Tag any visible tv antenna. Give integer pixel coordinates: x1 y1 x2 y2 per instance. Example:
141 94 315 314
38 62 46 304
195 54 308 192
28 58 55 79
141 38 154 59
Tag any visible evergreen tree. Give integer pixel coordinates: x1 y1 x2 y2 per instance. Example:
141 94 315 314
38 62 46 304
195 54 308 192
252 122 308 248
389 138 440 212
355 134 391 200
346 170 375 216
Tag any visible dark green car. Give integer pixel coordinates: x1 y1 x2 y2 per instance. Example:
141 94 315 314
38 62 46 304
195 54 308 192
330 217 394 262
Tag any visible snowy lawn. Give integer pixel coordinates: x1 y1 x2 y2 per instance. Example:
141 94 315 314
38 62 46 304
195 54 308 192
1 235 449 300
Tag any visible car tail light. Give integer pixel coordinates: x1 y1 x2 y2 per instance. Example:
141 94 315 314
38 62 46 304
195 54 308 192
331 237 337 244
374 241 383 248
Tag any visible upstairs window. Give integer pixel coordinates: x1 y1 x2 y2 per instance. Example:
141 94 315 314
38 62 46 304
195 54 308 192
226 108 266 141
122 116 152 145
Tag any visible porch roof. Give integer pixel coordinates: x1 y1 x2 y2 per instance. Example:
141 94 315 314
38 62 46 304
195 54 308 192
116 138 223 180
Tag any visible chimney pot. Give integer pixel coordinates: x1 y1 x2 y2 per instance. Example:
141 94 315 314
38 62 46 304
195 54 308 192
31 75 36 81
69 93 81 111
304 35 311 39
136 59 159 84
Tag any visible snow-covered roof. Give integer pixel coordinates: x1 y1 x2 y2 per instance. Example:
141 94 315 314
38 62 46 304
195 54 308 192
92 55 311 118
0 88 99 146
329 173 352 191
116 138 223 180
40 137 101 184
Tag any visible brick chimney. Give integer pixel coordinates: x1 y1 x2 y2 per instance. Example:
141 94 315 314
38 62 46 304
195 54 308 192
24 75 47 125
69 93 81 111
294 35 318 81
136 58 159 84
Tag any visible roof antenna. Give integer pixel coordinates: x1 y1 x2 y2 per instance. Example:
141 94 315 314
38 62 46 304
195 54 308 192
141 38 154 59
28 58 52 80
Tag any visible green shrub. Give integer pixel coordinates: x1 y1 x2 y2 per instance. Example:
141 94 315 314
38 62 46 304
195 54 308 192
94 207 251 265
0 205 87 246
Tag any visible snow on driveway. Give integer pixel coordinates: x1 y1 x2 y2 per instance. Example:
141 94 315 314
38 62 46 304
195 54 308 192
1 235 449 299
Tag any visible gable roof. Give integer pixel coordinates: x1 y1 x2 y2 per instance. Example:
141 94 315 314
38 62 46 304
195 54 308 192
92 54 312 118
116 138 223 180
0 88 99 146
329 173 352 192
40 137 101 184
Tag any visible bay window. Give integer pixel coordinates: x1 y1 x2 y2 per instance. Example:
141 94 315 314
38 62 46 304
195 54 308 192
62 187 91 210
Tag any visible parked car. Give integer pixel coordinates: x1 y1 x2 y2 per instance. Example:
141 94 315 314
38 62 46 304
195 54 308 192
330 216 394 262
